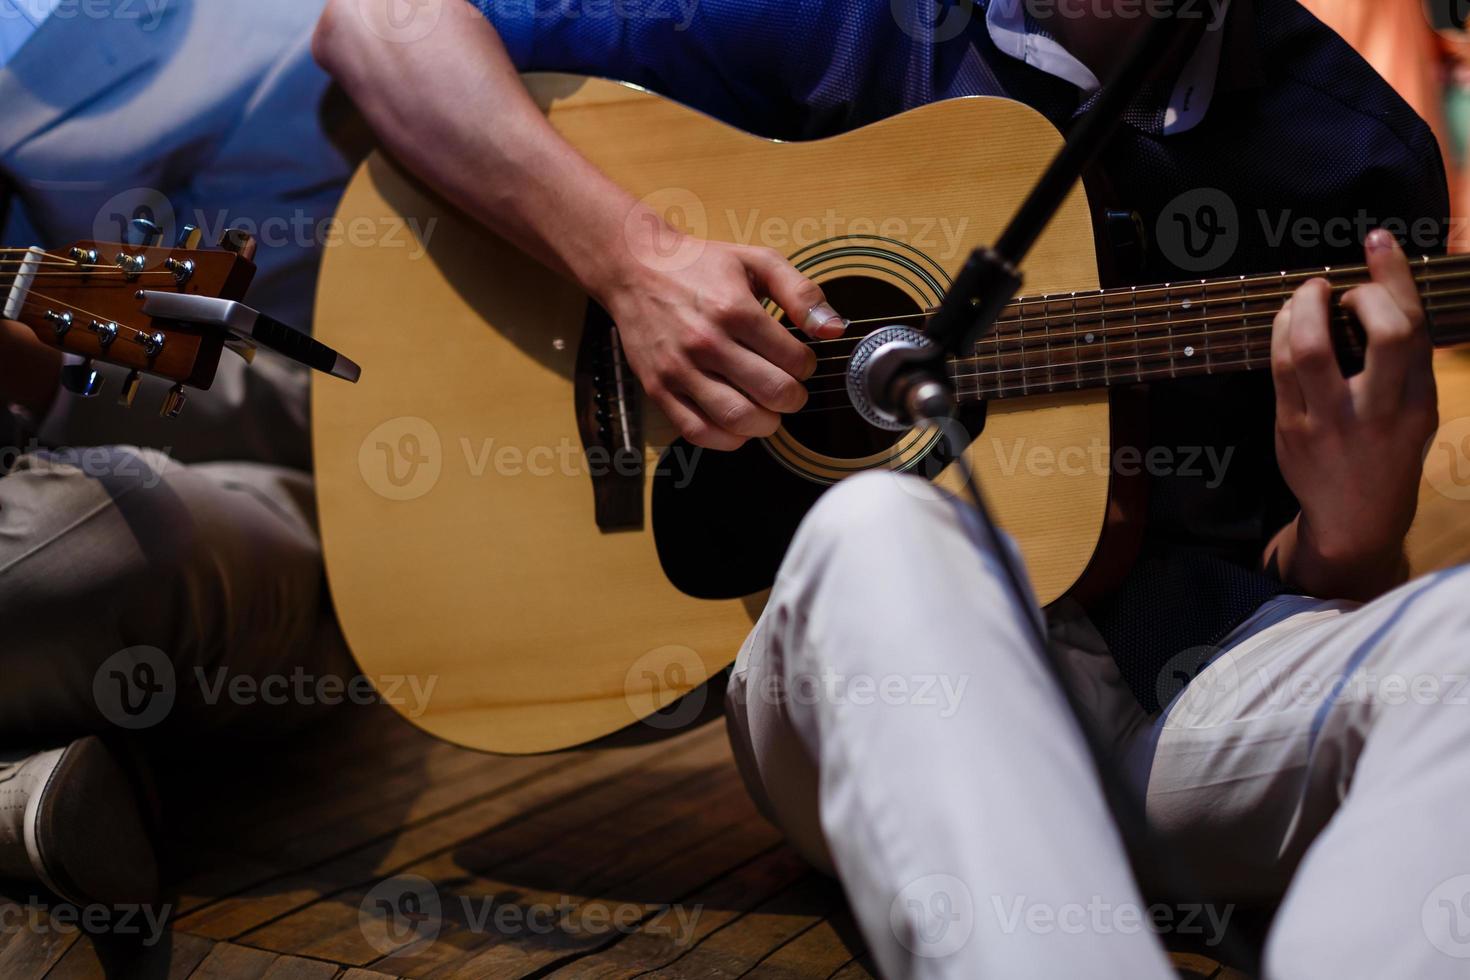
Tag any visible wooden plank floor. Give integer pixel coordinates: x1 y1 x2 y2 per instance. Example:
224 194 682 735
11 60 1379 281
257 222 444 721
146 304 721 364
0 707 876 980
0 702 1251 980
2 352 1467 980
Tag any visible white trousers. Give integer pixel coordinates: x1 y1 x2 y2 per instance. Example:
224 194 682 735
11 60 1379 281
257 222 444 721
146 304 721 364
726 471 1470 979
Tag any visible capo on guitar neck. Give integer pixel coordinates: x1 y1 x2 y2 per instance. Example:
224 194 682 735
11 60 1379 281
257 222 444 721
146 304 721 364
135 292 362 384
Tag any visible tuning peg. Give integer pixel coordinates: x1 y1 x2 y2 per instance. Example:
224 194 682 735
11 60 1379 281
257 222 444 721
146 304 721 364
126 218 163 248
44 310 73 339
176 224 202 249
118 370 142 408
164 257 195 284
160 384 187 419
218 227 257 262
60 359 104 398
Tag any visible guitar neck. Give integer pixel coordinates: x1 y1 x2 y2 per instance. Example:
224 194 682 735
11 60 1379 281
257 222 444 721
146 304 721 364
949 253 1470 402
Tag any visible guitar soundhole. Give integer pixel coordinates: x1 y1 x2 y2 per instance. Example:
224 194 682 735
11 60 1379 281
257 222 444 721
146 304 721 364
781 276 922 459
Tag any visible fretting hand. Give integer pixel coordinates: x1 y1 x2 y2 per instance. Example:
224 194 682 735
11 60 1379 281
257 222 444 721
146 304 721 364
1267 229 1438 600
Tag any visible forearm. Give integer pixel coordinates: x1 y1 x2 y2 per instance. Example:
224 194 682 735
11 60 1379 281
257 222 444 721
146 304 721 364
1264 513 1410 603
312 0 649 301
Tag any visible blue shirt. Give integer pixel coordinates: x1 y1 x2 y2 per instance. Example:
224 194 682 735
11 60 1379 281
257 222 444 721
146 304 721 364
475 0 1239 139
0 0 59 68
472 0 1450 708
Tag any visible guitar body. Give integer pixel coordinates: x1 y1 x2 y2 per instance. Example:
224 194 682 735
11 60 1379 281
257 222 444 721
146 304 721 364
312 75 1109 754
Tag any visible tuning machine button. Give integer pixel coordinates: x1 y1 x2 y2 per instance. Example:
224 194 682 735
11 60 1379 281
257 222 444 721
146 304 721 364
126 218 163 247
160 384 187 419
218 227 258 262
118 370 142 408
44 310 73 339
115 252 147 278
164 257 195 285
88 319 119 347
132 330 166 357
60 360 104 398
176 224 202 249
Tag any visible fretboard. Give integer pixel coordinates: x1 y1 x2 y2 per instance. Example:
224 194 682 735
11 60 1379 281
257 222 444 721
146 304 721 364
948 253 1470 402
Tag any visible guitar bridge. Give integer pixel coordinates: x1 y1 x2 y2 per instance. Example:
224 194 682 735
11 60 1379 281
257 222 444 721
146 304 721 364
574 303 644 531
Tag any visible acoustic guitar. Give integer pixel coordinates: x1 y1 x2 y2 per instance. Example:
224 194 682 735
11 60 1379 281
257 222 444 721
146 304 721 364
312 74 1470 754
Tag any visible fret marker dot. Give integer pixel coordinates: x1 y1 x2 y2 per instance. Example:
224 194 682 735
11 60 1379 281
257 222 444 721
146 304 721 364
1182 299 1192 310
1184 345 1196 358
1085 332 1095 344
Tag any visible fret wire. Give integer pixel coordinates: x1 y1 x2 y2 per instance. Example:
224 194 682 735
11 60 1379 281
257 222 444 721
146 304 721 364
1131 286 1141 382
1167 283 1176 379
1043 298 1052 394
1019 297 1027 395
1072 296 1083 388
1241 276 1251 371
1199 281 1212 374
993 300 1006 399
1423 255 1436 336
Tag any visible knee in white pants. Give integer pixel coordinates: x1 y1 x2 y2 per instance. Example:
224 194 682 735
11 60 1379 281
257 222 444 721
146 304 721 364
789 470 996 569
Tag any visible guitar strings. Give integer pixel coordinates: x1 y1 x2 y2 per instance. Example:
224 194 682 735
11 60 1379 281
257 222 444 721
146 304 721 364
787 267 1470 354
802 294 1464 380
593 296 1470 425
793 298 1470 403
795 294 1465 387
786 343 1279 418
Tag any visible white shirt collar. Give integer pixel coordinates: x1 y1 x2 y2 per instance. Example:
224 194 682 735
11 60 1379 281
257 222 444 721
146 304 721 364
984 0 1233 135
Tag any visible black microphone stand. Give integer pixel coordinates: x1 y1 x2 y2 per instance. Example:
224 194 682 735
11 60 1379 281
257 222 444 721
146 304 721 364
884 10 1263 974
883 13 1203 422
